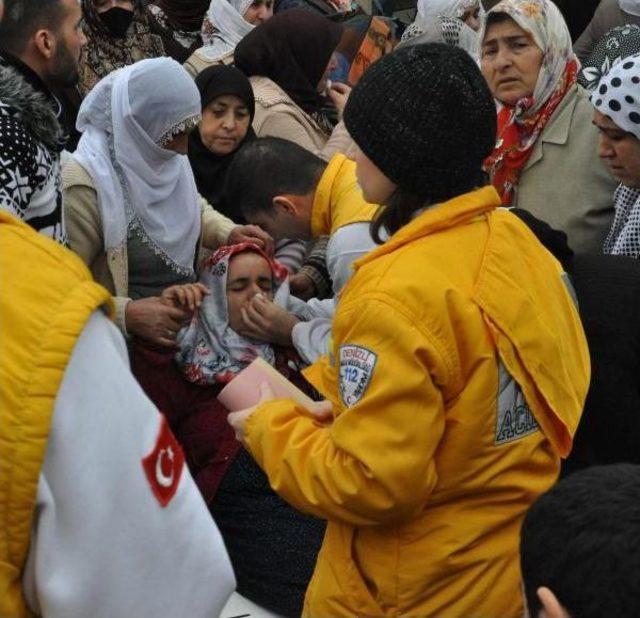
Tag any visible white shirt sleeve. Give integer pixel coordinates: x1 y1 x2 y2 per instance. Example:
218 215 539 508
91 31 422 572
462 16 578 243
22 311 235 618
290 223 378 364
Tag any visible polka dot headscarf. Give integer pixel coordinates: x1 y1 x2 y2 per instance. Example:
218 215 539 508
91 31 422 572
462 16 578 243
591 52 640 139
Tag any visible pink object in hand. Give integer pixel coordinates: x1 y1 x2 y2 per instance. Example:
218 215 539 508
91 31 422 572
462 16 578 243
217 357 315 412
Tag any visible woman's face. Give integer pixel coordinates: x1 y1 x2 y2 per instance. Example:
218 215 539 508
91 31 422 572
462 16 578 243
226 252 274 333
198 94 251 156
480 16 544 106
162 131 190 155
461 4 481 31
355 148 397 204
93 0 134 13
594 110 640 188
243 0 273 25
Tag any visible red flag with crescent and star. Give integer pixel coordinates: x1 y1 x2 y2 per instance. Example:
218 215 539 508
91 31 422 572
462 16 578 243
142 415 185 508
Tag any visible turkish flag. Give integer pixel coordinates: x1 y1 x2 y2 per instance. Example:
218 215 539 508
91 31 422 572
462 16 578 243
142 415 185 508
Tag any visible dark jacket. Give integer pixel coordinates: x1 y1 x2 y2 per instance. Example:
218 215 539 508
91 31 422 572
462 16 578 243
0 52 67 243
564 254 640 474
513 209 640 474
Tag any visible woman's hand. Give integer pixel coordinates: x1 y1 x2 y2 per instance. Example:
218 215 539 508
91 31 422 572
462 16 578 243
228 382 334 445
328 82 352 118
161 282 210 312
239 293 300 345
124 297 188 348
228 225 274 256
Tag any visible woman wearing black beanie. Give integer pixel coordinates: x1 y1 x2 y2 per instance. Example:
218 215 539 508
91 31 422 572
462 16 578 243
228 43 590 617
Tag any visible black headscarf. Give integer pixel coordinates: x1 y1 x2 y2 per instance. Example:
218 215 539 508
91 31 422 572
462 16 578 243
154 0 211 30
188 65 256 220
234 9 343 116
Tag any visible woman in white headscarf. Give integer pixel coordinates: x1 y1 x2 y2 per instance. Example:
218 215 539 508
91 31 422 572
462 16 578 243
481 0 617 253
401 0 482 59
575 0 640 62
417 0 483 29
399 14 479 58
63 57 270 348
184 0 274 77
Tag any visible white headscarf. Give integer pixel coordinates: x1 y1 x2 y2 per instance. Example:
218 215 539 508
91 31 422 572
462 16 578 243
399 15 479 59
620 0 640 17
200 0 254 62
74 58 202 276
417 0 481 21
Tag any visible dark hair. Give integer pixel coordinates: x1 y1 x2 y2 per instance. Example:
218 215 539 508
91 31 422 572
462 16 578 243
521 464 640 618
224 137 325 219
371 170 488 242
0 0 66 54
485 10 515 30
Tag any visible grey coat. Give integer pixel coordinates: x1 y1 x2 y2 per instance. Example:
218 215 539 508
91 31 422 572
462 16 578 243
511 84 617 254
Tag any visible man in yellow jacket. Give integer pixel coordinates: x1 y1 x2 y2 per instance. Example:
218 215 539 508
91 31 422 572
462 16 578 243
224 136 379 363
229 45 590 617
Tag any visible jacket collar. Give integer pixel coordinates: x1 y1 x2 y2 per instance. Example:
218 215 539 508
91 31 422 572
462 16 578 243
0 50 55 102
0 51 65 151
354 185 501 270
310 154 345 237
522 84 580 172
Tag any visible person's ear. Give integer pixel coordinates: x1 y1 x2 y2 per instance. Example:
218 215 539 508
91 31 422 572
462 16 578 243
537 587 570 618
272 196 298 217
33 28 56 60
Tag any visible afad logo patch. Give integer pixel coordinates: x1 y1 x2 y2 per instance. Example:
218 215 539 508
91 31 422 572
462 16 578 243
495 365 540 446
339 344 378 408
142 415 185 507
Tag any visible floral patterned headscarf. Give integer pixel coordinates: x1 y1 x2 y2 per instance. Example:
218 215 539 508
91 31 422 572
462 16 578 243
578 25 640 92
481 0 579 205
175 243 290 385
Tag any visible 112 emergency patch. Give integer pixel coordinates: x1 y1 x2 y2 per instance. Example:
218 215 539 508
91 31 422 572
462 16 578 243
339 345 378 408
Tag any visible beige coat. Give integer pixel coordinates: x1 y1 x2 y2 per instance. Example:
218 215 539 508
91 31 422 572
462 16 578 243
512 84 617 254
249 75 356 161
62 159 236 334
183 48 234 79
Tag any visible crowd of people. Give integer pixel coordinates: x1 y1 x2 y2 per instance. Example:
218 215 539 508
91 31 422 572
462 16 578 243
2 0 640 616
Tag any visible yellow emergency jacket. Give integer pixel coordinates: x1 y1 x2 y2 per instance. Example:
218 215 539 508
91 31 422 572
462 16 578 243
244 187 590 618
311 153 379 236
0 212 112 617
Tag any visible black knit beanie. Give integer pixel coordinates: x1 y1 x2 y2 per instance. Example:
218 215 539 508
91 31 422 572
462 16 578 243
344 43 497 201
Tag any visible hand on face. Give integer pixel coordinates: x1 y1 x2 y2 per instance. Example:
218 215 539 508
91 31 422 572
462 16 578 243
239 293 299 346
327 82 352 119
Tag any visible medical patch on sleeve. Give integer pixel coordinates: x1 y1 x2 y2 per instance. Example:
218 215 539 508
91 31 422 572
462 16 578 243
142 415 185 508
339 345 378 408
